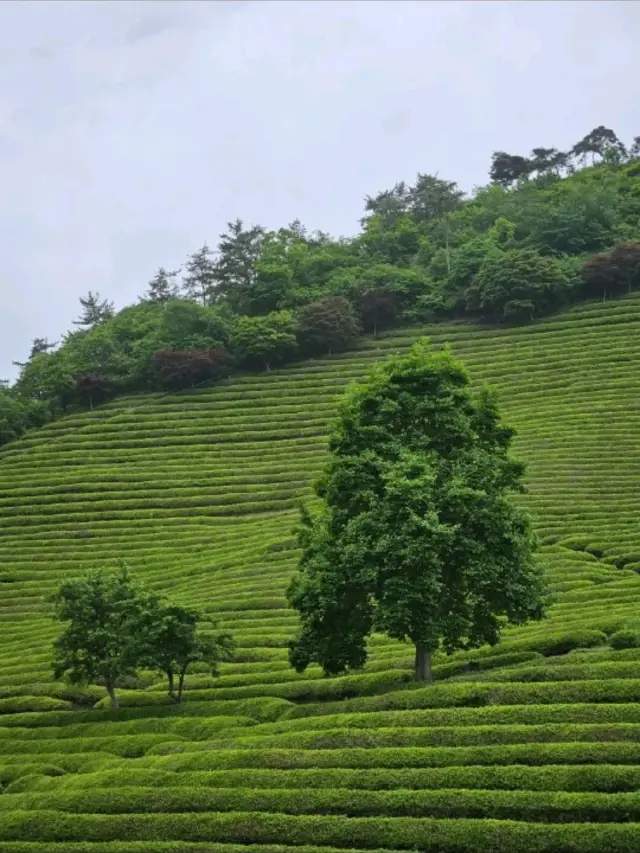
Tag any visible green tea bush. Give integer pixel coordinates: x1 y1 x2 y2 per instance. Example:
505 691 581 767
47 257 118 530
610 629 640 650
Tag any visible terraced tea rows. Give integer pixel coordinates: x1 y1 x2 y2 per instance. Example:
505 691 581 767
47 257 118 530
1 295 640 850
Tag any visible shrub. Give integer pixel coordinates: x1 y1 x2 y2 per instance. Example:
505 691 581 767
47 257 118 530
610 629 640 650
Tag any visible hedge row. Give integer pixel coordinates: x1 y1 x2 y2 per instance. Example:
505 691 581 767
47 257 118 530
256 702 640 734
284 678 640 718
19 763 640 794
0 734 184 758
140 742 640 769
209 722 640 751
5 785 640 823
0 809 640 849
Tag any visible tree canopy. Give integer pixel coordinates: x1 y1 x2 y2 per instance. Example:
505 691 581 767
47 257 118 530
3 124 640 447
287 341 547 682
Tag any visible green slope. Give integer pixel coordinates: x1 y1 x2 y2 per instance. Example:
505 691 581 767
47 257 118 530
1 296 640 850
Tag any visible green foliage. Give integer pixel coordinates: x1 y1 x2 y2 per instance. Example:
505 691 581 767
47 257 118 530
3 128 640 448
231 311 298 371
287 341 546 681
296 296 361 356
0 387 49 445
610 629 640 650
145 606 234 702
51 565 159 709
466 247 570 322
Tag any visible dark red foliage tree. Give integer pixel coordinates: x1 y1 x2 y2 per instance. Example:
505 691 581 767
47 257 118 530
152 348 230 391
580 243 640 301
71 373 115 409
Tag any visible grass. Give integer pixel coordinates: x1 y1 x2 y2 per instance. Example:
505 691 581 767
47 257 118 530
1 294 640 848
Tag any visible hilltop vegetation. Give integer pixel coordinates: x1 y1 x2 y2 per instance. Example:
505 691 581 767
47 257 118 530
2 124 640 447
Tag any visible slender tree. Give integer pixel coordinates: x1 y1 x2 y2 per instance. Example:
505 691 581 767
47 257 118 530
73 292 115 329
147 605 234 702
143 267 180 303
182 244 217 306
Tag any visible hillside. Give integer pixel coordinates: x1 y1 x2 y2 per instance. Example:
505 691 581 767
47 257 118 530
0 294 640 850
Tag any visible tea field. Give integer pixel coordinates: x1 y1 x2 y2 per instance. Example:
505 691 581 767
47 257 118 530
1 295 640 851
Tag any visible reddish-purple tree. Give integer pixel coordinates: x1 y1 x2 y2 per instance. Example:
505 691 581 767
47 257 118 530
581 243 640 301
152 348 230 390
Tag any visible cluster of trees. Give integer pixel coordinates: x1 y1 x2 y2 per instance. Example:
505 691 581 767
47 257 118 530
2 124 640 447
490 126 640 186
287 342 547 682
52 564 233 708
49 345 546 695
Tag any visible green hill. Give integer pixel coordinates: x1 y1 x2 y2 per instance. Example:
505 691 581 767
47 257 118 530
1 295 640 850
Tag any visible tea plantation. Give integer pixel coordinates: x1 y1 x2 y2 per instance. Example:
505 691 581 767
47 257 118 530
1 294 640 851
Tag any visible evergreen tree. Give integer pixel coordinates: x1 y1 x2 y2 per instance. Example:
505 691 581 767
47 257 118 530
73 292 115 329
182 244 217 306
214 219 265 311
143 267 180 303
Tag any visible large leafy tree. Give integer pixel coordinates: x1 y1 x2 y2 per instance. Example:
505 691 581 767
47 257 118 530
51 565 159 708
287 341 545 682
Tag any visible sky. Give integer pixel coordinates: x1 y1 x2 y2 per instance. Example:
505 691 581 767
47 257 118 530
0 0 639 380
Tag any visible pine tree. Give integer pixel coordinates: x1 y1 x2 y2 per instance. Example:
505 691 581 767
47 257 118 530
73 292 115 329
182 245 217 306
143 267 180 303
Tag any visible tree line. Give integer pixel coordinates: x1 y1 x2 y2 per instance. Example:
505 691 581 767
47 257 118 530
2 124 640 447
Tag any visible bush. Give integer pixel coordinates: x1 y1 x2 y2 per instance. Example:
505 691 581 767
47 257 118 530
610 629 640 650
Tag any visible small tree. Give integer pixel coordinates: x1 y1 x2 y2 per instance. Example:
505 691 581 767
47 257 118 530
287 341 546 682
51 565 158 708
152 347 230 390
148 605 234 702
296 296 361 356
580 243 640 302
466 248 569 323
231 311 298 372
143 267 180 303
71 372 115 409
73 292 115 329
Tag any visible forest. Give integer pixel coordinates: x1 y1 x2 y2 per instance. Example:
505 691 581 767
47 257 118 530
1 124 640 447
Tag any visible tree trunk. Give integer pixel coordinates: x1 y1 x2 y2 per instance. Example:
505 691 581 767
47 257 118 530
167 668 175 700
444 216 451 274
414 644 433 683
106 679 119 709
177 669 186 704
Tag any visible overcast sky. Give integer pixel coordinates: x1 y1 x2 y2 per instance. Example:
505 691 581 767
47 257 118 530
0 0 639 379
